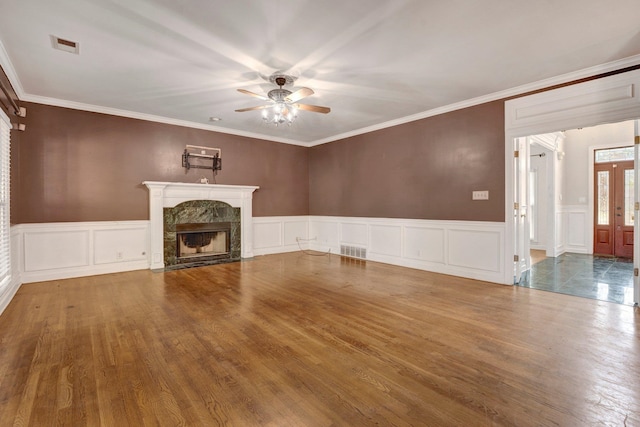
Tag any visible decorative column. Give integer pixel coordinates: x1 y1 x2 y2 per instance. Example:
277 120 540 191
144 182 168 270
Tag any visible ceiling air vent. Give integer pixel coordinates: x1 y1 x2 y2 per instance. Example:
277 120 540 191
51 35 79 54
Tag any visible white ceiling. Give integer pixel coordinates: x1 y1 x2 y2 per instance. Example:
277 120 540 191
1 0 640 146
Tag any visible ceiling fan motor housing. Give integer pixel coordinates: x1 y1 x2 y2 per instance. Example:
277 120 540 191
268 88 292 102
268 73 296 87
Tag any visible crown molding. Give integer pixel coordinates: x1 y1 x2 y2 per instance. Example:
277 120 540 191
308 54 640 146
2 32 640 148
0 40 24 98
20 94 308 147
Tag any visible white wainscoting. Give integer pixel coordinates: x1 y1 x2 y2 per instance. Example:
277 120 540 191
308 216 506 284
554 211 566 257
15 221 150 284
0 227 23 315
562 205 589 254
8 216 507 292
549 205 590 257
252 216 309 255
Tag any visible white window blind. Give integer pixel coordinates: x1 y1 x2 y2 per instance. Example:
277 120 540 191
0 109 11 289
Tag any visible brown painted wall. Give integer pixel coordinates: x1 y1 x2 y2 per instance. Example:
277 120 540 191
12 102 309 223
12 100 505 224
309 101 505 221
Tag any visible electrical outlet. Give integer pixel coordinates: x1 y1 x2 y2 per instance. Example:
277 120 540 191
472 190 489 200
116 251 123 260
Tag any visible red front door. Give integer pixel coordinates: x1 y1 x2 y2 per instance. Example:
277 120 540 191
594 160 634 258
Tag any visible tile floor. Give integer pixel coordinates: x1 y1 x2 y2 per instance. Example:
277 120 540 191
518 253 636 305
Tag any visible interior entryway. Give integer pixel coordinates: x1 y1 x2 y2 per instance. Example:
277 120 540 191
506 68 640 306
515 121 636 305
521 251 635 305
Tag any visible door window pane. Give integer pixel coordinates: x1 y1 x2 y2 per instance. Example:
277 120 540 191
597 171 609 225
625 169 634 226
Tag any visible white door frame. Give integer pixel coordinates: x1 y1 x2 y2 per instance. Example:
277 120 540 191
528 133 563 258
513 137 530 283
505 68 640 304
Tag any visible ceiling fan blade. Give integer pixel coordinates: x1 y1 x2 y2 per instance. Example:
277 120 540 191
237 88 269 101
235 104 272 112
295 103 331 114
285 87 314 103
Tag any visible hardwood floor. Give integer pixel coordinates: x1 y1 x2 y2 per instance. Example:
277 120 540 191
0 252 638 426
530 249 547 265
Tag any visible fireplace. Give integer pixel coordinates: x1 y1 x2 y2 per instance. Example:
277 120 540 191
163 199 241 270
142 182 259 271
176 222 231 262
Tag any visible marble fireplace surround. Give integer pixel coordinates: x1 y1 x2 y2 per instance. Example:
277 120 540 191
143 182 259 270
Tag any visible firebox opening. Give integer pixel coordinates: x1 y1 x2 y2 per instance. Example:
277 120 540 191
176 222 231 262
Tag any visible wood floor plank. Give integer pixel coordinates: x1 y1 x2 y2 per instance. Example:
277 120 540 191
0 252 639 426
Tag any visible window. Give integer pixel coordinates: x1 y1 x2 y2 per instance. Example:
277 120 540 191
597 170 609 225
0 109 10 289
595 146 634 163
625 168 635 226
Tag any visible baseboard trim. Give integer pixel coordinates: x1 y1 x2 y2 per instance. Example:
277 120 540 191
0 274 21 316
20 260 149 284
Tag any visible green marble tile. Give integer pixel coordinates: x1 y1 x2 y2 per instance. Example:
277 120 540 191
163 200 241 269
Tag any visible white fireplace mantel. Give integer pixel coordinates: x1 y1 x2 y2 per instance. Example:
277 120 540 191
143 181 259 270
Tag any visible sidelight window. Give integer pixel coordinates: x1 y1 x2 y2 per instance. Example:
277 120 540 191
597 171 610 226
625 169 634 226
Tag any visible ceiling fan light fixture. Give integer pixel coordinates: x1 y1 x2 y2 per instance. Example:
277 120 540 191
263 101 297 126
236 72 329 127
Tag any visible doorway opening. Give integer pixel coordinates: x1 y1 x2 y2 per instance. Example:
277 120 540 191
514 121 636 305
505 68 640 306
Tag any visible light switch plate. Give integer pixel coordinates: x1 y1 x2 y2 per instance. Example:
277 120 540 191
472 190 489 200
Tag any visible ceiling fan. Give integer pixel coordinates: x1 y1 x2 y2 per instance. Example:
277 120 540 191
235 73 330 126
